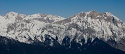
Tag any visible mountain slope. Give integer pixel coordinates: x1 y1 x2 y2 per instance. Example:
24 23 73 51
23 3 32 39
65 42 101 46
0 12 65 43
0 11 125 52
0 36 125 54
54 11 125 51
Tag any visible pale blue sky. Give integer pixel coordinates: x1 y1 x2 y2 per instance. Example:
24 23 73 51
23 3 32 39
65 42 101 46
0 0 125 21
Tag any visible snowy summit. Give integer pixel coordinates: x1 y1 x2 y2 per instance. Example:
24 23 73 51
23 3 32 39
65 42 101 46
0 11 125 51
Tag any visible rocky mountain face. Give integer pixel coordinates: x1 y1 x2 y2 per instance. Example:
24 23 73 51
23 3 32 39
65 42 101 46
0 36 125 54
0 12 64 43
0 11 125 53
54 11 125 51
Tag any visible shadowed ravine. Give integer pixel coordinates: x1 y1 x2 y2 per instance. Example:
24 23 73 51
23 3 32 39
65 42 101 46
0 35 125 54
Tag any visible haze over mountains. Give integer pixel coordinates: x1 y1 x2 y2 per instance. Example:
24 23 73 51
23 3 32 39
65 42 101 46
0 11 125 54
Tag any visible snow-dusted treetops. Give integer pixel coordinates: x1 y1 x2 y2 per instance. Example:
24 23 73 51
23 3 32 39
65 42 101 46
0 11 125 51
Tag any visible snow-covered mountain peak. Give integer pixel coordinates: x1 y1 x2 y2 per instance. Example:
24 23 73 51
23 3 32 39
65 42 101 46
0 11 125 51
4 12 26 20
0 12 66 40
5 12 18 18
53 11 125 43
104 12 115 16
1 12 65 24
6 11 18 15
27 13 41 18
69 11 122 23
25 14 64 23
104 12 121 21
74 11 118 19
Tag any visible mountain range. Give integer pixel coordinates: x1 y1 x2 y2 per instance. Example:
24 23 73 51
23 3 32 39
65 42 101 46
0 11 125 54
